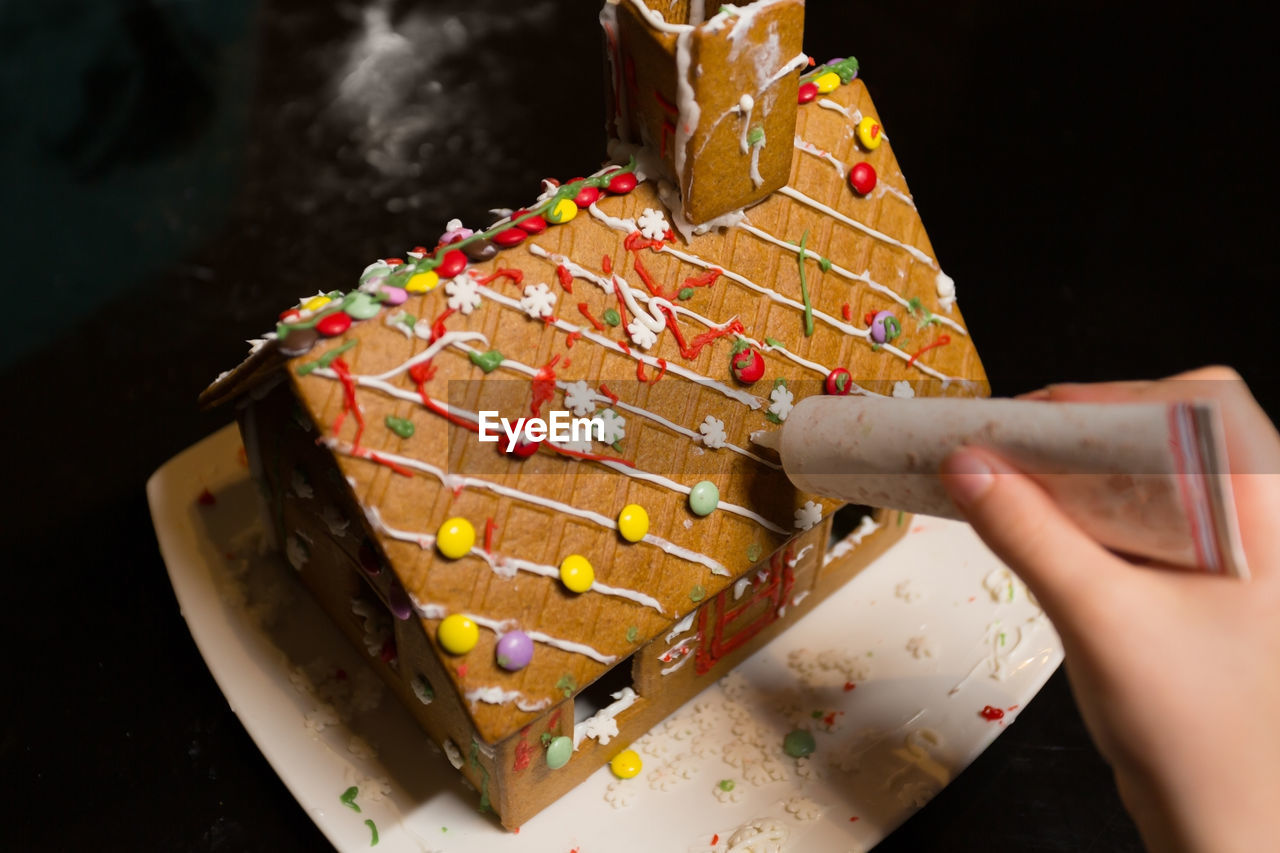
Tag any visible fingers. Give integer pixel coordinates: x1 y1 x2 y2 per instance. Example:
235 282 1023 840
940 445 1129 625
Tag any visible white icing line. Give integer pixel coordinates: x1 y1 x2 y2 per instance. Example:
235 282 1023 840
325 439 728 576
626 0 693 34
737 220 967 336
367 508 665 613
664 611 696 643
794 135 847 177
406 591 617 665
573 687 638 749
766 51 811 87
464 686 551 714
777 185 935 267
817 97 861 123
823 515 881 566
366 330 488 382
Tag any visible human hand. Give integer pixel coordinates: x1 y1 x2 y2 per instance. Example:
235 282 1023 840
938 367 1280 853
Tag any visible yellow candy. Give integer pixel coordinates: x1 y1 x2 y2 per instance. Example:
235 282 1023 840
436 517 476 559
856 116 883 151
617 504 649 543
559 554 594 593
302 294 331 312
405 270 439 293
546 197 579 225
610 749 642 779
814 71 841 94
437 613 479 655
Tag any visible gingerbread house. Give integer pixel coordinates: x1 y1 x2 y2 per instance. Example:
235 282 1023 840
203 0 987 829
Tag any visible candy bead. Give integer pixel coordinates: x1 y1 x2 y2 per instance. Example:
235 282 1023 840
492 227 526 247
501 436 540 459
797 81 818 104
814 71 841 94
606 171 637 194
610 749 642 779
559 554 594 593
463 238 498 262
405 270 439 293
546 197 578 224
436 517 476 559
437 249 468 278
848 161 877 195
617 504 649 543
495 630 534 671
730 346 765 384
379 286 408 305
279 308 302 322
437 613 479 655
545 735 573 769
515 211 548 233
574 184 601 208
345 292 381 320
315 311 352 337
783 729 816 758
870 310 901 344
825 367 853 396
689 480 719 517
856 116 883 150
277 326 318 357
302 294 331 312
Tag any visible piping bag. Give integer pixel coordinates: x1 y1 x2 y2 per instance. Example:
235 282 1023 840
754 396 1249 578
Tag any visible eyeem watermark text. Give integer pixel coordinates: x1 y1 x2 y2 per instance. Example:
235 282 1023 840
477 410 605 453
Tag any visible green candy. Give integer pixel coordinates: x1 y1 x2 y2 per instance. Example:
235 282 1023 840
603 308 621 327
545 735 573 770
689 480 719 516
747 126 765 146
626 625 639 643
678 287 694 301
384 415 414 438
746 543 762 562
690 584 706 602
783 729 816 758
345 292 382 320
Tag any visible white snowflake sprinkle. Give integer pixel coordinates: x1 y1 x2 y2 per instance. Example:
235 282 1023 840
412 319 433 340
768 383 795 421
604 780 636 809
444 276 482 315
519 282 557 319
637 207 670 241
627 319 658 349
892 380 915 399
794 500 822 530
285 535 308 570
563 380 597 416
935 271 956 311
699 415 727 448
597 408 626 444
784 795 824 821
906 635 936 659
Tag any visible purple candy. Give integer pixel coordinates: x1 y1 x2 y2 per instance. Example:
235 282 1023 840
387 581 414 620
379 285 408 305
495 630 534 671
870 310 899 344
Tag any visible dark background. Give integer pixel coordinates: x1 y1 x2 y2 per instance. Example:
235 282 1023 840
3 0 1276 849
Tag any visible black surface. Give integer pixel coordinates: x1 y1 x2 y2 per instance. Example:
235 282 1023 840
4 1 1277 850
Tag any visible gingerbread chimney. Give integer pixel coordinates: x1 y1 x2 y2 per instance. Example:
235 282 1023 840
601 0 807 225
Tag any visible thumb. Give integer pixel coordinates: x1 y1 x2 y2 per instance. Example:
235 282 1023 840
939 446 1126 625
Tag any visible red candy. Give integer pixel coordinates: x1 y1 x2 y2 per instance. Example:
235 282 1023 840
798 82 818 104
493 227 527 247
606 171 637 194
316 311 352 337
502 437 541 459
825 367 853 395
278 308 301 322
436 249 468 278
848 161 877 195
515 211 547 233
731 347 765 384
574 185 601 208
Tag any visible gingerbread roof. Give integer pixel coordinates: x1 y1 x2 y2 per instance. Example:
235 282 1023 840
205 25 985 744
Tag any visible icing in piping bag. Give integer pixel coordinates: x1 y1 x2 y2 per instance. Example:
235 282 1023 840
754 396 1249 578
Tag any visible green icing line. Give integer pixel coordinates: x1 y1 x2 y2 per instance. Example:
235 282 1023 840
747 126 765 146
802 56 859 84
296 339 357 376
556 673 577 697
764 336 784 349
690 584 706 602
796 230 815 337
276 291 354 338
469 741 492 813
384 415 414 438
602 308 621 327
340 786 361 813
817 255 832 273
364 819 379 846
468 348 505 373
